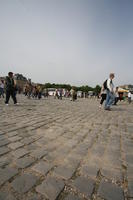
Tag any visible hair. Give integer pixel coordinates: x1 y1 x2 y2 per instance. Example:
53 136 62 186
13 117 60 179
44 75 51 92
8 72 13 76
110 73 115 78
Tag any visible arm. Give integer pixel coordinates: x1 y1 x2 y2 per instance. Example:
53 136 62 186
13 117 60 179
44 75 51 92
100 85 104 96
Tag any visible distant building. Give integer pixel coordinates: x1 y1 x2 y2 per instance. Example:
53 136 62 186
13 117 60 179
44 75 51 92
14 74 28 92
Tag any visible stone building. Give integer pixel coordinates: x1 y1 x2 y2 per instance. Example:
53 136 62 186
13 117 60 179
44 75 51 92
14 74 28 93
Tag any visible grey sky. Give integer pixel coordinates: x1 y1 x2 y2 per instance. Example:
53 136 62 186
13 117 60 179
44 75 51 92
0 0 133 86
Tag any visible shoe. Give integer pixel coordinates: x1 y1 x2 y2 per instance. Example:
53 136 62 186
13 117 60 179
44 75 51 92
99 105 102 108
5 103 9 106
14 103 19 105
105 107 111 111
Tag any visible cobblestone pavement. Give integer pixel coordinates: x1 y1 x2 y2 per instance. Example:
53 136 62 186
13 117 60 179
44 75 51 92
0 95 133 200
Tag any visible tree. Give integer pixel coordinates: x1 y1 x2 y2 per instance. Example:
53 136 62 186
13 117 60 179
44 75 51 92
94 85 101 95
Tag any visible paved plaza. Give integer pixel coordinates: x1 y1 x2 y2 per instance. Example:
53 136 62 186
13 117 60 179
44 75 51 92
0 96 133 200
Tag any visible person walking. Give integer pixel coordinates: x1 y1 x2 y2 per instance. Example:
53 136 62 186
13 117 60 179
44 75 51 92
128 91 132 104
104 73 115 110
5 72 18 105
114 87 119 105
70 87 77 101
37 85 42 99
0 80 5 98
99 85 107 108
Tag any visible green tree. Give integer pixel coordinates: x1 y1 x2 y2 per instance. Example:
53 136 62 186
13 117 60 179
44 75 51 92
94 85 101 95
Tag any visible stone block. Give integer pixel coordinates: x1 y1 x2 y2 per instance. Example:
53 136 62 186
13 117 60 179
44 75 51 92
0 139 10 147
0 147 10 156
8 142 24 150
98 180 124 200
71 176 95 198
15 156 34 168
12 148 29 159
0 167 18 186
32 160 52 175
53 165 75 180
36 176 65 200
12 173 38 194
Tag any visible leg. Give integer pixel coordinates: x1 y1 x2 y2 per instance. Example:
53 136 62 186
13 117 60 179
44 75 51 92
11 90 17 104
114 97 117 105
107 92 115 107
2 89 4 98
115 97 119 105
105 90 110 108
5 90 11 104
100 94 106 105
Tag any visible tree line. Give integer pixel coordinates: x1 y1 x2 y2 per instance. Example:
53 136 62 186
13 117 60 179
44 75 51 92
42 83 101 95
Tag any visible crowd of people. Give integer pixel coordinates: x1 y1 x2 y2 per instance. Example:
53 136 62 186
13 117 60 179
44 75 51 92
0 72 132 109
0 72 78 104
24 82 42 99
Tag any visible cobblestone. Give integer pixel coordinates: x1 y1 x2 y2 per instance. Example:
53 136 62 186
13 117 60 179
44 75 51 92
32 160 53 175
64 194 82 200
0 167 18 186
0 192 16 200
98 180 124 200
8 142 24 150
15 156 35 168
53 165 76 180
0 147 10 156
70 176 95 198
12 148 29 159
128 180 133 197
36 176 65 200
0 95 133 199
11 173 38 194
0 139 10 147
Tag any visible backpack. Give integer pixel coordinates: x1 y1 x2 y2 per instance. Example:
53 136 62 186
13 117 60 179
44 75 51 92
103 79 108 90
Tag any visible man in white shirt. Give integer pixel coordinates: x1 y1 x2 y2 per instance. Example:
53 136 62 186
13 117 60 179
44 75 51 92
104 73 115 110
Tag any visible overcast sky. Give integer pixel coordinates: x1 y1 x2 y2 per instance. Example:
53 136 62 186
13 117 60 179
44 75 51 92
0 0 133 86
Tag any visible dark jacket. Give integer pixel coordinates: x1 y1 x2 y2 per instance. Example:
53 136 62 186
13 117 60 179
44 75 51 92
5 76 15 91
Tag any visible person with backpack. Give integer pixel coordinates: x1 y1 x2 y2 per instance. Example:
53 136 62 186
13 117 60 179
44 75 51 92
104 73 115 110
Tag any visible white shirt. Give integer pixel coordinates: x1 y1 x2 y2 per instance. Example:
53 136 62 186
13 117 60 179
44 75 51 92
107 78 114 92
128 92 131 98
0 83 4 89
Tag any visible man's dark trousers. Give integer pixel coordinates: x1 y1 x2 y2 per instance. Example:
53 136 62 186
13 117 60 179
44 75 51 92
5 89 17 104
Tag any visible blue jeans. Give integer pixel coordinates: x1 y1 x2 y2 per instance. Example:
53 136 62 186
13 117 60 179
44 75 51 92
105 90 115 109
0 88 4 98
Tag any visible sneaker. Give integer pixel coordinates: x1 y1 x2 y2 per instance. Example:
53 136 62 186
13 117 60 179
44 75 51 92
14 103 19 105
5 103 9 106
